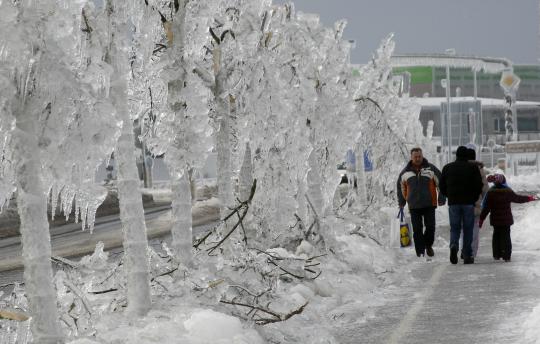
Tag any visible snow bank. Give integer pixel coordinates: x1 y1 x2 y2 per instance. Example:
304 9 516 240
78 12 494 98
184 309 264 344
523 303 540 344
505 172 540 250
504 172 540 344
513 201 540 250
507 172 540 192
68 308 264 344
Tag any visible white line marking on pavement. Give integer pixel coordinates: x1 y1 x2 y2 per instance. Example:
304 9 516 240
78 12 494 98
386 263 447 344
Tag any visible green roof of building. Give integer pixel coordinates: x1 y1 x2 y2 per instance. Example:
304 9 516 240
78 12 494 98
393 66 433 84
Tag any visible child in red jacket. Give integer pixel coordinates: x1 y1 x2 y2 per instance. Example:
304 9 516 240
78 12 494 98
479 174 537 262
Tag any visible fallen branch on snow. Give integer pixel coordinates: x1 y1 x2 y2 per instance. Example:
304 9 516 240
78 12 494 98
220 299 308 325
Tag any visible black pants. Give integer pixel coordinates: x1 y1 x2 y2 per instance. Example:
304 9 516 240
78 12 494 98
410 207 436 256
493 225 512 260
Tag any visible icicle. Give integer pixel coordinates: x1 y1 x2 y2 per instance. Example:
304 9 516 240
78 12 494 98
86 201 100 234
61 185 76 221
49 184 60 220
74 194 80 224
80 203 88 231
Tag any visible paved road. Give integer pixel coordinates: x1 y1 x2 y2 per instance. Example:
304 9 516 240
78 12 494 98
0 200 219 287
333 202 540 344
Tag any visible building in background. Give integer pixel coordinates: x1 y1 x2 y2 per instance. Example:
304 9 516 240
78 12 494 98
413 96 540 145
391 58 540 147
393 65 540 101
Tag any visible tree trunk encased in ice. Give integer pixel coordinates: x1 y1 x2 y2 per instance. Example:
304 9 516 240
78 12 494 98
12 105 63 343
115 120 152 316
211 43 235 219
307 149 324 221
170 170 193 266
216 116 234 218
107 0 151 316
238 142 253 203
167 0 193 266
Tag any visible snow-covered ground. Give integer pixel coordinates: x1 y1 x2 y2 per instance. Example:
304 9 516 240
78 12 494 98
58 212 403 344
506 172 540 343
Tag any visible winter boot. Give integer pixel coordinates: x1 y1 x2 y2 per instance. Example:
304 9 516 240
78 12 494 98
426 246 434 257
464 256 474 264
450 247 458 264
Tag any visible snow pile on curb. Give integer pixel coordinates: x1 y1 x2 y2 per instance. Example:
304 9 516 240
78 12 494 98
523 303 540 344
507 172 540 250
61 210 402 344
513 201 540 250
507 172 540 192
68 308 264 344
506 172 540 343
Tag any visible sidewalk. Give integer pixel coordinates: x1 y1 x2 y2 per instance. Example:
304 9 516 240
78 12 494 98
330 206 540 343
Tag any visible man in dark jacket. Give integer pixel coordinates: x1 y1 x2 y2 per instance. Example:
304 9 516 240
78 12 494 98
439 146 483 264
397 147 446 258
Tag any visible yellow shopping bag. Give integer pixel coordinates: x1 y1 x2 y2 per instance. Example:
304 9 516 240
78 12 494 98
397 208 412 247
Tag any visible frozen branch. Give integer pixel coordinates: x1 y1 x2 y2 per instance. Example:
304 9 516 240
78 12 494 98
220 299 308 325
192 65 215 88
203 179 256 254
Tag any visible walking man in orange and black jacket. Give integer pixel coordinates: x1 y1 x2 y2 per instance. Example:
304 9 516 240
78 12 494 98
397 147 446 258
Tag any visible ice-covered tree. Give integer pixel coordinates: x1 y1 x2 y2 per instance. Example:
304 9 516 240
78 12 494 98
225 3 312 244
189 0 271 219
0 0 120 341
103 0 153 316
354 35 426 204
146 0 214 266
236 5 359 247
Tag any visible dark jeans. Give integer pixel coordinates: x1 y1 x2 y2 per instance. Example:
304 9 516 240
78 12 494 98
410 207 436 256
449 204 475 258
493 225 512 259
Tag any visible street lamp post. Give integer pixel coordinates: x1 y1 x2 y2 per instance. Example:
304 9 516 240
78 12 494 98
487 139 496 168
445 49 456 163
468 107 476 147
500 68 521 176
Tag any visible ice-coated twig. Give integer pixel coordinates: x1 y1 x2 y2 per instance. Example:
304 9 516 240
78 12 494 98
0 309 30 321
62 279 93 316
228 285 270 299
97 258 123 286
220 299 308 325
150 267 179 282
51 256 79 269
205 179 256 254
193 227 216 249
355 96 382 113
88 288 118 295
237 211 248 245
304 194 320 240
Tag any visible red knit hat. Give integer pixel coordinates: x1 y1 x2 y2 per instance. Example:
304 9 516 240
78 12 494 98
487 174 506 185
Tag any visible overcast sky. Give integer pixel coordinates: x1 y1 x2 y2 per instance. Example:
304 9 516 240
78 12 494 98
273 0 539 65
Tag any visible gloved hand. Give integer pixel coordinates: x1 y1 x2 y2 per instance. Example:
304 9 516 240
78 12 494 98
478 219 484 228
528 195 538 202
